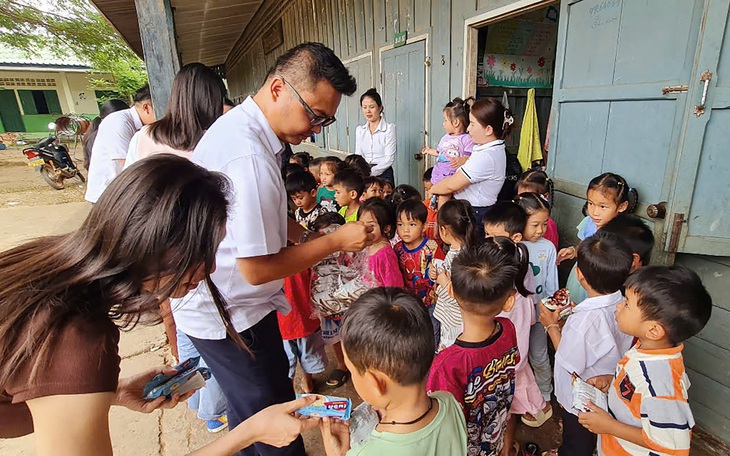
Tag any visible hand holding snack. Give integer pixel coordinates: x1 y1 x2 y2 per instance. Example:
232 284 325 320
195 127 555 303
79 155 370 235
115 365 195 413
240 395 320 448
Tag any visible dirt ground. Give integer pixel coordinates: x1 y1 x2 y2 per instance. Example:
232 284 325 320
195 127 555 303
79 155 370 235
0 144 726 455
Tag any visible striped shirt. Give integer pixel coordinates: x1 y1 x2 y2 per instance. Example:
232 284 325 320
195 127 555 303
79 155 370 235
599 343 694 456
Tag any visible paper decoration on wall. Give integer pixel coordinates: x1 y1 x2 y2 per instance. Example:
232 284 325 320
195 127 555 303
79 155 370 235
482 19 558 88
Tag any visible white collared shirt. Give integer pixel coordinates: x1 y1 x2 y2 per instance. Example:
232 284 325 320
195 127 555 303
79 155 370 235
454 139 506 207
354 119 396 176
554 290 633 415
85 107 143 203
171 96 290 340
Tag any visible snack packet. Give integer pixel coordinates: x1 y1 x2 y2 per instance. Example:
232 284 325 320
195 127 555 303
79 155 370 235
142 357 211 400
296 394 352 420
571 372 608 413
349 402 379 447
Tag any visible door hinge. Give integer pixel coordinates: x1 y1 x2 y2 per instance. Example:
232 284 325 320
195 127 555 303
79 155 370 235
667 213 685 253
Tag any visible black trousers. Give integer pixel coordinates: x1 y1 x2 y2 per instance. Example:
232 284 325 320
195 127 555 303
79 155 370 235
376 166 394 184
472 205 490 240
559 408 597 456
189 311 306 456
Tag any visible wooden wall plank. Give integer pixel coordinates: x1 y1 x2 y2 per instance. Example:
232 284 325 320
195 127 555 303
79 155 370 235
414 0 431 33
385 0 399 43
354 0 366 53
684 337 730 388
429 0 451 146
346 0 357 56
400 0 415 34
362 0 373 51
373 0 386 47
338 0 349 58
329 0 341 55
686 368 730 436
449 0 476 98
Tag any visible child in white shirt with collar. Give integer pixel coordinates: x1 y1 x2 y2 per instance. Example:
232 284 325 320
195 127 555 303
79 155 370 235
539 231 634 456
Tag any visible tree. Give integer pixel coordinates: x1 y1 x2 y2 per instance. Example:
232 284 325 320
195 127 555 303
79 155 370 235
0 0 147 101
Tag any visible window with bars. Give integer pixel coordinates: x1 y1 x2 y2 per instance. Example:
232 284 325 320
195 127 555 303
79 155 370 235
0 77 57 88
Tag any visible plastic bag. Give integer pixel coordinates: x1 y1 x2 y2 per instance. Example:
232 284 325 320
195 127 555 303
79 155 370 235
311 226 377 318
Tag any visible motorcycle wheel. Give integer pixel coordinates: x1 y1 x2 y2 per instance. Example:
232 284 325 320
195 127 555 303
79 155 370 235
39 164 65 190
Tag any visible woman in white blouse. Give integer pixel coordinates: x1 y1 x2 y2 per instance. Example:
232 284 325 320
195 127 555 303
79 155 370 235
355 88 396 184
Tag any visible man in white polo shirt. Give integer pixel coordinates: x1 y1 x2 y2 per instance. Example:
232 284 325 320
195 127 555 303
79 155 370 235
173 43 369 456
85 85 155 203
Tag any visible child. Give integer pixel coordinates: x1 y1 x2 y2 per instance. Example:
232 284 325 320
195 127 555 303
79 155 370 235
432 199 478 351
362 176 383 200
482 201 527 243
318 156 344 211
333 168 365 222
286 171 331 230
540 231 635 456
493 238 547 456
345 153 372 179
557 173 638 304
388 184 421 245
599 213 654 272
422 97 474 208
513 193 558 425
278 267 328 394
393 199 445 342
310 212 351 389
516 169 559 250
309 156 325 185
320 288 468 456
382 180 394 200
290 151 313 169
427 239 520 456
423 167 434 194
578 266 712 456
358 198 404 287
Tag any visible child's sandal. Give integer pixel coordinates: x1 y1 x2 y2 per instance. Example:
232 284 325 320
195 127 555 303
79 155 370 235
325 368 350 388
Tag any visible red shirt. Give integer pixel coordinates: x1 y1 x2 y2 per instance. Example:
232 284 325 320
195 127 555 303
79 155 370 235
427 317 519 456
278 269 321 340
393 238 445 306
423 199 439 243
544 217 559 251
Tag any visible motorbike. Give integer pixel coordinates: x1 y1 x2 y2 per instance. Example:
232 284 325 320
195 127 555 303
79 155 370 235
22 122 85 190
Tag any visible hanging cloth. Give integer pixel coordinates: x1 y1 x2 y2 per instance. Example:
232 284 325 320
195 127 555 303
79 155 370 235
501 91 510 110
517 88 543 171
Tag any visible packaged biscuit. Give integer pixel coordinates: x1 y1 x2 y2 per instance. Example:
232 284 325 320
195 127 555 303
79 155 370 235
296 394 352 420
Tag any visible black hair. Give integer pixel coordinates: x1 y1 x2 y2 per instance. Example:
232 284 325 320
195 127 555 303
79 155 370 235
344 154 372 178
588 172 639 213
600 214 654 266
423 167 433 182
625 266 712 345
224 97 234 107
359 88 383 113
577 231 633 294
514 192 551 216
437 199 478 248
266 42 357 96
363 176 383 191
285 171 318 195
396 199 427 224
282 163 305 180
133 84 151 103
470 98 514 140
444 97 473 131
309 156 325 169
516 169 554 209
482 201 527 237
390 184 421 207
342 287 434 385
451 237 528 313
333 168 365 197
358 198 396 240
311 212 346 232
290 152 313 168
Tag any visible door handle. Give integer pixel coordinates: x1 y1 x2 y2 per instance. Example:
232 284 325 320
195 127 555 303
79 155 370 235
694 70 713 116
413 153 424 161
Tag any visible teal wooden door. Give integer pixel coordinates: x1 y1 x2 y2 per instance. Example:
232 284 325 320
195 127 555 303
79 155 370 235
346 58 373 153
548 0 707 252
382 40 426 188
0 90 25 132
665 0 730 255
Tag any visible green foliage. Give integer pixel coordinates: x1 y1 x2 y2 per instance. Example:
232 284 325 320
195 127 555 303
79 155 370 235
0 0 147 100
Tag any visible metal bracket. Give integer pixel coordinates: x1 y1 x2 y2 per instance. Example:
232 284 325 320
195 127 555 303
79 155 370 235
694 70 713 116
667 213 686 253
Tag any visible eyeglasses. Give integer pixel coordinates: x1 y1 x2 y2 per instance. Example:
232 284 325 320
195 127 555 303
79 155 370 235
277 75 337 127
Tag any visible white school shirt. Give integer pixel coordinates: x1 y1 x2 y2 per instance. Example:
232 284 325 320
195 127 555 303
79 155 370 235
171 97 290 340
85 107 143 203
354 119 396 176
454 139 506 207
554 290 633 416
523 237 559 303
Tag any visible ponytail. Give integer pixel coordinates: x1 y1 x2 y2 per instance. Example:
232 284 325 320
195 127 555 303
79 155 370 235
444 97 474 131
588 172 639 213
514 242 532 297
437 199 479 248
470 98 515 139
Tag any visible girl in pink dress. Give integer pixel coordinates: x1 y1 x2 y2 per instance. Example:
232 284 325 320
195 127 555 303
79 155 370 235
358 198 404 287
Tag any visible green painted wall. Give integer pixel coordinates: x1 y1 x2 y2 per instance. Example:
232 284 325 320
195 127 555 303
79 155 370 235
22 114 56 133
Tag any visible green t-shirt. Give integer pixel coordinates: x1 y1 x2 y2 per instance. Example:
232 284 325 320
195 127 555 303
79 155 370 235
317 186 336 204
347 391 467 456
339 205 359 223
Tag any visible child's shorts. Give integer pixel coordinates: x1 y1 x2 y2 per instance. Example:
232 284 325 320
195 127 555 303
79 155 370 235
283 329 328 379
319 312 344 345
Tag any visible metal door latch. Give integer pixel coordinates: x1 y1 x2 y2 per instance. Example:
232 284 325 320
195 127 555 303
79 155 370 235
661 85 688 95
694 70 713 116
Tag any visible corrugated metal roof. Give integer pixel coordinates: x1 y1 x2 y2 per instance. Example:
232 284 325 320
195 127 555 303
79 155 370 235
0 44 92 69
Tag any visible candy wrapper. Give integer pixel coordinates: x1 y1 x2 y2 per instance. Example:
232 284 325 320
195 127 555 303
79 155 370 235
311 225 377 318
296 394 352 420
142 357 211 400
571 372 607 413
349 402 380 447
